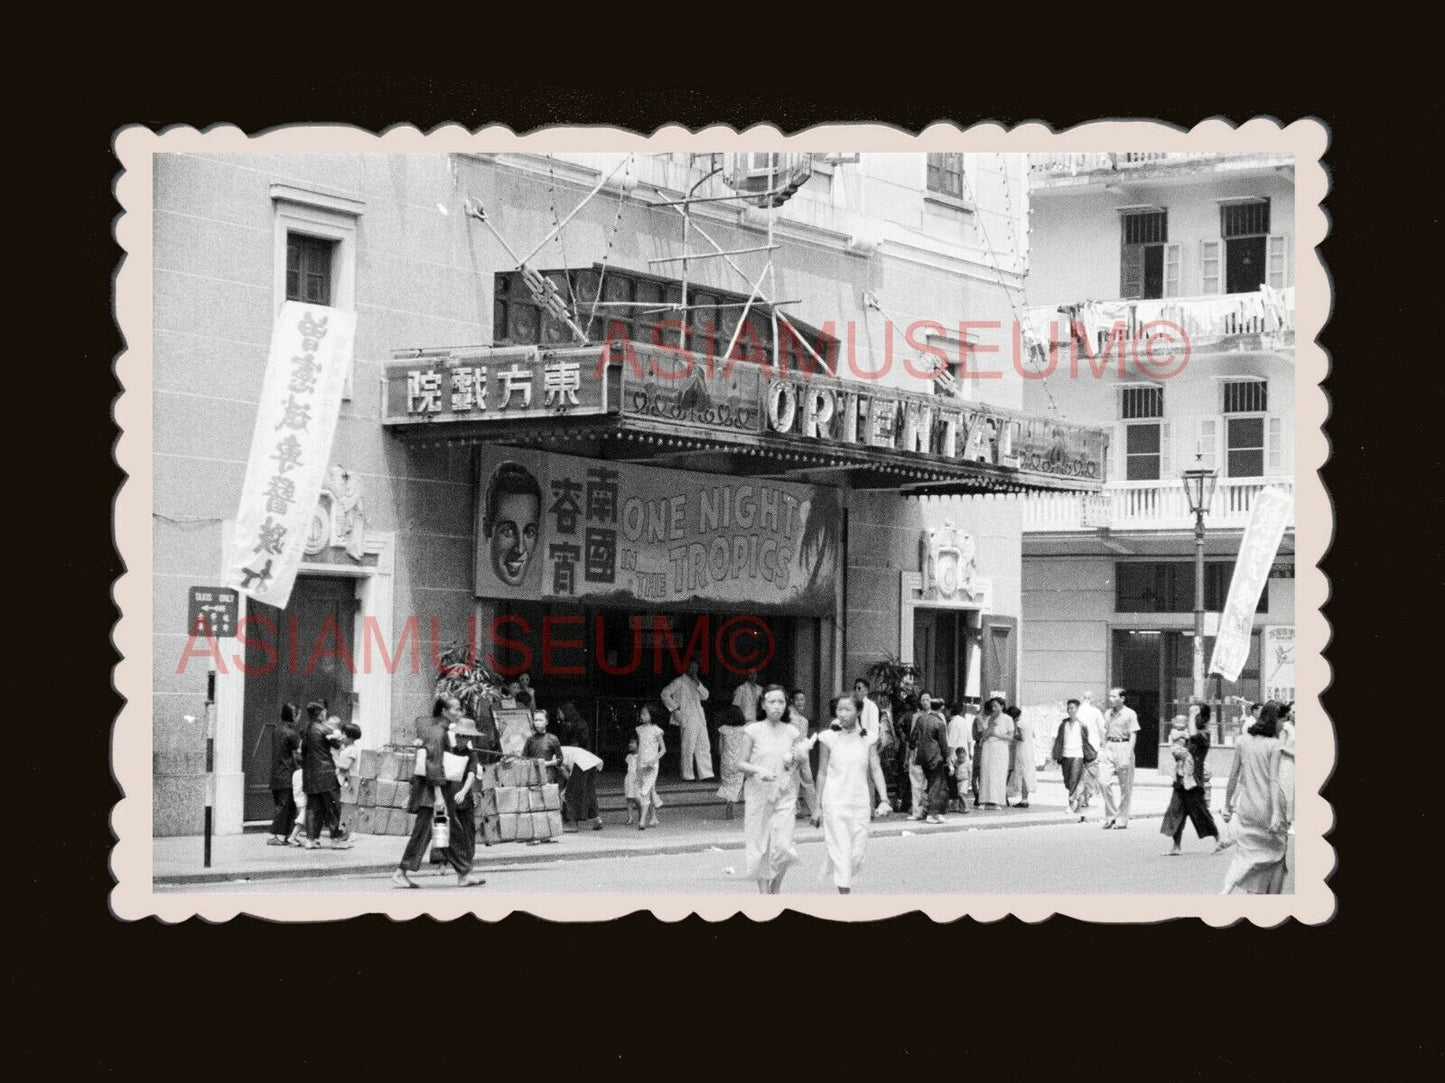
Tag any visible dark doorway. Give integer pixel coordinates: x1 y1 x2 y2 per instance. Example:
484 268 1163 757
1141 244 1165 299
913 608 969 707
1111 628 1161 768
1226 235 1267 294
241 576 358 822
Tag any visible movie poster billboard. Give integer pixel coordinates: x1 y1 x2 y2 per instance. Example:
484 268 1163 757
474 446 839 614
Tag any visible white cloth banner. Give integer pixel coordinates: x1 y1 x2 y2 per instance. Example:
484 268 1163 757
1208 486 1293 682
226 302 355 609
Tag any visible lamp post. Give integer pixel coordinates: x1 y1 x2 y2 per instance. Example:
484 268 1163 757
1180 453 1219 706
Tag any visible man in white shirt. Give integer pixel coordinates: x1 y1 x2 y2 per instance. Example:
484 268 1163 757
661 659 713 781
1100 687 1141 829
732 670 763 725
852 677 881 742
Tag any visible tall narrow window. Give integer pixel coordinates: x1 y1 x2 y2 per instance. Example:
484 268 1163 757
1221 199 1271 294
1120 210 1168 299
286 233 335 305
926 153 967 201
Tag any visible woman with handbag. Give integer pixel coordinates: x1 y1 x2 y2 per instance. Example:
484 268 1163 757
393 696 475 889
440 716 487 887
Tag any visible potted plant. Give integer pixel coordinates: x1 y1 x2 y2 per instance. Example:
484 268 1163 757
865 653 924 709
433 640 504 725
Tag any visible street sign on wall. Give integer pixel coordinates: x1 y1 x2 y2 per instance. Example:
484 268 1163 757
187 586 239 639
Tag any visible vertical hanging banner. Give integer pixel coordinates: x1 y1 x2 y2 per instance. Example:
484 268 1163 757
226 302 356 609
1208 486 1293 682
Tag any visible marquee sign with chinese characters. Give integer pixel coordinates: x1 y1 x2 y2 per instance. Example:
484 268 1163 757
474 445 839 615
383 346 611 425
226 302 355 609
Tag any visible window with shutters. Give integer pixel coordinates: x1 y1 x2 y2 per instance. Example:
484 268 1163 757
286 233 336 305
926 153 967 201
1120 210 1168 299
1225 417 1266 478
1124 421 1168 481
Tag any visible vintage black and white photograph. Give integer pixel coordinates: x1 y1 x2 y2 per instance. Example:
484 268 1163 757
113 123 1329 921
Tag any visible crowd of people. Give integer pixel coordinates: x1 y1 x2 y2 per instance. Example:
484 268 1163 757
264 665 1295 896
266 702 361 851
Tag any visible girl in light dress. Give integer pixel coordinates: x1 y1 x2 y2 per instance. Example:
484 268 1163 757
633 706 665 830
623 737 642 826
1221 701 1289 894
737 686 807 894
815 695 889 894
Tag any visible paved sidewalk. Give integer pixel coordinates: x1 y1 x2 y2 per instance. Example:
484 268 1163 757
155 775 1186 886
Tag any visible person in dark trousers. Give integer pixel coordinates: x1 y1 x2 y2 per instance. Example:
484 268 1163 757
300 702 351 850
394 696 468 888
911 696 952 824
267 703 302 845
439 715 486 887
1162 705 1227 855
1052 699 1096 821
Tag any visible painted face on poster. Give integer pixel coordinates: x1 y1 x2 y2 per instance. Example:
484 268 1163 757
481 461 542 589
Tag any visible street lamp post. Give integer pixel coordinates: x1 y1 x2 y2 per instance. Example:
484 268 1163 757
1180 453 1219 706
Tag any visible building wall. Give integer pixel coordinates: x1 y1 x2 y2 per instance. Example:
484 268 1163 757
844 492 1022 692
154 152 1033 833
1020 554 1296 709
1026 168 1295 309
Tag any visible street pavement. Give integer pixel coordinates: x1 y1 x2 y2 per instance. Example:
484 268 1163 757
159 787 1293 896
154 771 1180 885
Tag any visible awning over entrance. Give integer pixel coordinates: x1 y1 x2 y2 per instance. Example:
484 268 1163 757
381 344 1110 495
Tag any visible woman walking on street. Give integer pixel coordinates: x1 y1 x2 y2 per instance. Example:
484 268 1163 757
1220 701 1289 894
976 697 1013 809
442 716 487 887
1162 705 1225 856
815 696 885 893
738 685 807 894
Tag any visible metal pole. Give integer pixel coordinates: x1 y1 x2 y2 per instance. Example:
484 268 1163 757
204 668 216 868
515 154 634 267
1192 508 1206 705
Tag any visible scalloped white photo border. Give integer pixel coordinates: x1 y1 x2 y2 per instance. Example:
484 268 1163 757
111 118 1332 924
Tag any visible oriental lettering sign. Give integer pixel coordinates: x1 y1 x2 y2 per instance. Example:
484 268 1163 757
758 374 1108 480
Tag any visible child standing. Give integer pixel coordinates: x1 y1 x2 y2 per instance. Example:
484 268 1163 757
634 706 665 830
623 737 642 826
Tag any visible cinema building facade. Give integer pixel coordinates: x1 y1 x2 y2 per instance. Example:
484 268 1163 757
153 150 1107 835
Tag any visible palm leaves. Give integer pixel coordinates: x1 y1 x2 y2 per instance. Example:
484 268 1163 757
799 487 842 590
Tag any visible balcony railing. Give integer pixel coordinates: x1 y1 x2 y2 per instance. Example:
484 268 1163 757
1028 151 1287 178
1023 288 1294 357
1022 477 1294 533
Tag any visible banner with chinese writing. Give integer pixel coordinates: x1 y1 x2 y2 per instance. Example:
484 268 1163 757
475 446 839 614
1263 625 1295 704
226 302 356 609
1208 486 1292 682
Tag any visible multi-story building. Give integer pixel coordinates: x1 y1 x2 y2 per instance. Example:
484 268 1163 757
153 150 1108 836
1018 151 1297 768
